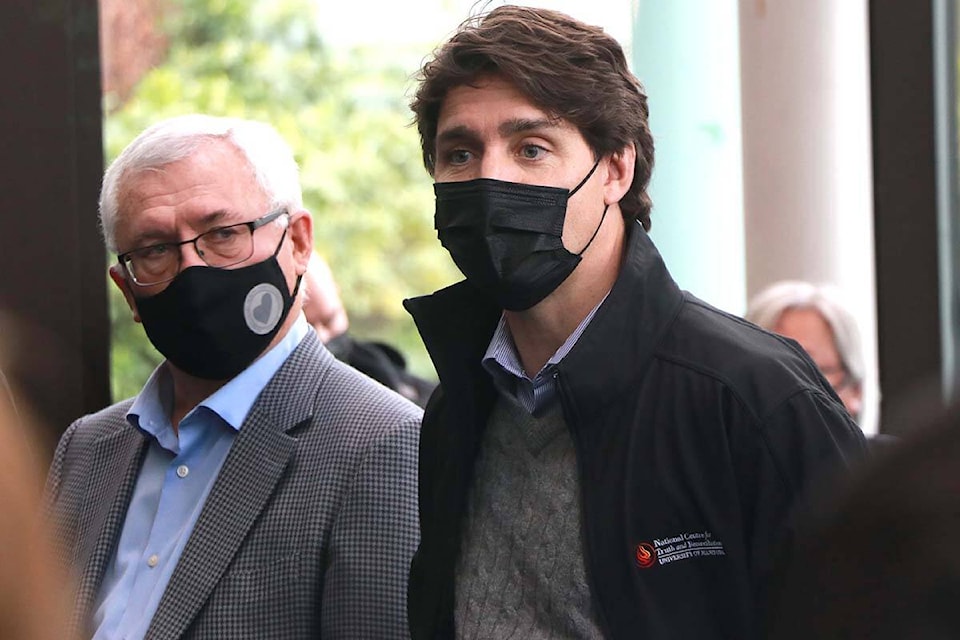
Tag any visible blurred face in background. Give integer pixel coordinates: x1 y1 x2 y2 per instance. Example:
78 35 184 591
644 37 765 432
774 307 863 420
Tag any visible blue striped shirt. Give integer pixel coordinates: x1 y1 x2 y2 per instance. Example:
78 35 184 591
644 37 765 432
482 296 607 416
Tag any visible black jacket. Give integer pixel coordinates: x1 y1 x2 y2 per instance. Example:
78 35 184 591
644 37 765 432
403 224 867 639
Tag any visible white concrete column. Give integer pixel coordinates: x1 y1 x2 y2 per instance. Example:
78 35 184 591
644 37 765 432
632 0 745 315
739 0 878 432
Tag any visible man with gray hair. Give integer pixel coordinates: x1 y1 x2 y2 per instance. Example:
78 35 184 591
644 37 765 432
44 114 421 639
746 281 866 422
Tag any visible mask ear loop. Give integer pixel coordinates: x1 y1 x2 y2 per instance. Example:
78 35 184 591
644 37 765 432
271 225 289 258
575 204 609 256
568 157 607 256
292 274 304 297
568 158 602 197
270 224 304 297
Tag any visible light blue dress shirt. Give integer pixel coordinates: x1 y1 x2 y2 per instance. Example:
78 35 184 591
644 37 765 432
91 315 309 640
481 295 607 416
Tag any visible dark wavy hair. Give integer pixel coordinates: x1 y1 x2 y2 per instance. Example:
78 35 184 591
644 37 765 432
411 5 656 230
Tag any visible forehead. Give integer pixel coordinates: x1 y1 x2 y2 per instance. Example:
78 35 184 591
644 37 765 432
119 140 259 207
115 140 267 237
436 75 579 140
774 307 840 363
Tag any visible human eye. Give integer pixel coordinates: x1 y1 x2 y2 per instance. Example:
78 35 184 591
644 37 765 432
127 243 176 280
134 243 172 261
205 224 243 244
519 143 548 160
445 148 473 166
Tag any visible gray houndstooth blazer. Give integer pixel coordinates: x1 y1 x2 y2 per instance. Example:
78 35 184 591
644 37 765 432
45 330 422 639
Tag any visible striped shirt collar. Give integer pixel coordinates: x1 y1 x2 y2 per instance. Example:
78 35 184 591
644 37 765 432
482 294 608 415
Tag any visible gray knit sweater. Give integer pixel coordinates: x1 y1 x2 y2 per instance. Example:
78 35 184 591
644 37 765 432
454 395 604 639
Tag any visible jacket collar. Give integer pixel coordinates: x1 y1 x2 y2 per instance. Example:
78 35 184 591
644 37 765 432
558 223 684 420
404 278 502 394
405 222 684 417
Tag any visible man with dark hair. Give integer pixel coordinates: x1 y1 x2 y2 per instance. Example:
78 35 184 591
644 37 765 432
404 6 866 639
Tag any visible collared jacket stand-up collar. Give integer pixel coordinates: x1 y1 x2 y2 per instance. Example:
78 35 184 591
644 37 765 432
404 221 867 640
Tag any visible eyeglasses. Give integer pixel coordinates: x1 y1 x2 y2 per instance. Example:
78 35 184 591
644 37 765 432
118 208 288 286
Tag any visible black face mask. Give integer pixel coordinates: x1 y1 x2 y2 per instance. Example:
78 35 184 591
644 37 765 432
434 160 607 311
134 236 300 381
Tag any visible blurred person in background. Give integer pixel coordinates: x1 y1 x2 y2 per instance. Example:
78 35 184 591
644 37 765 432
303 251 435 406
0 367 74 640
746 280 866 422
45 114 421 639
768 399 960 639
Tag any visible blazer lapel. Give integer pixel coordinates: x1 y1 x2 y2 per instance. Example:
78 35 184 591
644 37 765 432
71 426 147 636
146 332 330 638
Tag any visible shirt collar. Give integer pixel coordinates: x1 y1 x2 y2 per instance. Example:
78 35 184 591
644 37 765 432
482 293 610 384
128 364 177 451
201 313 309 429
482 315 526 380
128 313 310 443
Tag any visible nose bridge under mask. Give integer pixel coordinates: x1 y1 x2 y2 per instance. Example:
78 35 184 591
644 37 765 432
431 158 604 311
434 178 568 234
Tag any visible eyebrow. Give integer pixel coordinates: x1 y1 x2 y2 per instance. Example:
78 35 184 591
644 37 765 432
127 209 237 249
196 209 233 228
436 125 480 148
436 118 562 147
498 117 560 137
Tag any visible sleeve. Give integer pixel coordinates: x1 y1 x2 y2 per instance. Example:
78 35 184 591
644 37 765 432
744 389 867 615
320 416 421 639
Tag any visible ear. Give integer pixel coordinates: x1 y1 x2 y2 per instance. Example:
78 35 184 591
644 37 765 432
109 264 141 324
603 144 637 206
286 209 315 276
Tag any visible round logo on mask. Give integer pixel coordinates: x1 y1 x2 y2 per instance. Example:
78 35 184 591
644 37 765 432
243 283 284 335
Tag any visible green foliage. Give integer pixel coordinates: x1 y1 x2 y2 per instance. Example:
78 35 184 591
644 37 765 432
106 0 460 400
109 286 163 402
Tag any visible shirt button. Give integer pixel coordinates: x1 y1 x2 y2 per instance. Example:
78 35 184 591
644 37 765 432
176 465 189 478
147 554 159 568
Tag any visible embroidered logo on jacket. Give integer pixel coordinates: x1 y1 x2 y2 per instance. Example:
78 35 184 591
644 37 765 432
635 530 726 568
635 542 657 568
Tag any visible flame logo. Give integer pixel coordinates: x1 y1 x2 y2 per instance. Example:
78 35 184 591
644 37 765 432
635 542 656 569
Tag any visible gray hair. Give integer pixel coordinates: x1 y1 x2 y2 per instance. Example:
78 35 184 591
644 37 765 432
745 280 865 388
99 114 303 252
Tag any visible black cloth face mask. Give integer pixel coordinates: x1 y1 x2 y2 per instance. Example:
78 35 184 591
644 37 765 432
434 160 607 311
134 233 301 380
